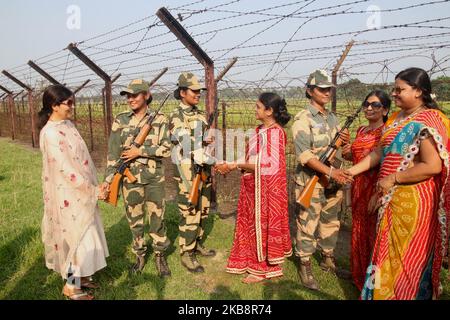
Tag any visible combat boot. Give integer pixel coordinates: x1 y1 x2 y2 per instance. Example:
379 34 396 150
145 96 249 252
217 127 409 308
298 259 320 291
155 252 171 278
196 243 216 257
181 251 204 273
320 253 337 272
320 253 352 280
130 255 145 274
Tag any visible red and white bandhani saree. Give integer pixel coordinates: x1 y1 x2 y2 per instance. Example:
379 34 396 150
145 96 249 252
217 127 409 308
226 125 292 279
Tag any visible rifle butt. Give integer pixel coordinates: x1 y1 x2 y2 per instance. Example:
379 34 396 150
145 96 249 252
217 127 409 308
104 173 122 207
188 174 202 207
296 175 320 209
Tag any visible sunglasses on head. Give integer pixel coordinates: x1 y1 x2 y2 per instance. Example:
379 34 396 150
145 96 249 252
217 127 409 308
362 101 384 109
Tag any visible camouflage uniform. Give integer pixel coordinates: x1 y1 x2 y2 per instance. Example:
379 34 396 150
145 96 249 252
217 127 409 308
169 101 215 254
292 103 344 261
105 102 171 258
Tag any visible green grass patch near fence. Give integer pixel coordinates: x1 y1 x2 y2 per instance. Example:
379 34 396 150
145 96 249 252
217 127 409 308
0 138 449 300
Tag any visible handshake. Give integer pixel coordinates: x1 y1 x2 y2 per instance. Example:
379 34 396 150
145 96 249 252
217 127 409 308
97 182 110 201
328 168 354 185
214 162 239 175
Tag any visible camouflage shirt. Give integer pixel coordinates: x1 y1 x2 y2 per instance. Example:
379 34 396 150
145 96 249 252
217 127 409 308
291 104 343 188
169 102 215 179
105 107 171 184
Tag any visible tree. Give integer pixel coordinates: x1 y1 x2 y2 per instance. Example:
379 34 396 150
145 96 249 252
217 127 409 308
432 76 450 101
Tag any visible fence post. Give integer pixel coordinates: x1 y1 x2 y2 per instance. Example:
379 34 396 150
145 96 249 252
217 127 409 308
0 95 4 136
28 60 62 85
215 57 238 83
148 67 168 88
88 100 94 151
13 90 23 133
67 43 114 137
221 101 227 161
0 86 16 140
71 79 91 126
215 58 238 164
332 40 354 113
1 71 38 146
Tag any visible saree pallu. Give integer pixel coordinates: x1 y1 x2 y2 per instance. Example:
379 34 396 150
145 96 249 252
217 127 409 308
351 126 382 291
226 125 292 278
361 110 450 300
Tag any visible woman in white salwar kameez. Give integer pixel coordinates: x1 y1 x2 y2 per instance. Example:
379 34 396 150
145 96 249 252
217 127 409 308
38 85 109 300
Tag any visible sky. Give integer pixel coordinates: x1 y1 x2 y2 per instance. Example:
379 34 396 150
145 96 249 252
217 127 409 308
1 0 449 92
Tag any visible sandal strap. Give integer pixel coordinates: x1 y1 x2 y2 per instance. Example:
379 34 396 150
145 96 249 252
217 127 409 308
69 292 92 300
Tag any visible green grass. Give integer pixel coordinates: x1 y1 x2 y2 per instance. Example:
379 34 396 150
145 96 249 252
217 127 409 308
0 138 449 300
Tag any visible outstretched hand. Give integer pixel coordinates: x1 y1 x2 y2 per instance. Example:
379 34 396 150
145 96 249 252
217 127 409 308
331 168 353 185
215 163 231 175
215 162 238 175
98 182 110 200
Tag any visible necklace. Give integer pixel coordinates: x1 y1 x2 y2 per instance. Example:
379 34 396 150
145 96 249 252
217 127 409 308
263 121 277 129
365 122 384 133
397 104 425 121
385 105 426 131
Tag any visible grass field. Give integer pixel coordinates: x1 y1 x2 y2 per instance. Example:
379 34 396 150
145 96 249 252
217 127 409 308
0 137 449 300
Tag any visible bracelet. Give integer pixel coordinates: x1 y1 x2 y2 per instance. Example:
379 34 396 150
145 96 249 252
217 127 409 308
329 166 334 179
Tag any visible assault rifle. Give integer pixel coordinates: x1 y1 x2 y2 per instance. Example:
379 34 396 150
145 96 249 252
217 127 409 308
296 105 363 209
105 93 170 206
187 107 219 207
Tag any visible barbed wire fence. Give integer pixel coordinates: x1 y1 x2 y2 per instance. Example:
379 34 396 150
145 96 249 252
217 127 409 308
1 0 449 214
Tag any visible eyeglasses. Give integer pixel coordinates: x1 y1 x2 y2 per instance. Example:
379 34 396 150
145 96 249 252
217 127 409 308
60 100 74 108
362 101 384 110
391 87 407 95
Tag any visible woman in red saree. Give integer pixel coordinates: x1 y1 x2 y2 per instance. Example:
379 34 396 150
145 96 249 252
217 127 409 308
216 92 293 283
342 90 391 291
349 68 450 300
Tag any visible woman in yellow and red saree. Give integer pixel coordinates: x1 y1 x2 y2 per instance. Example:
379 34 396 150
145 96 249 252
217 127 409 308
216 92 293 284
349 68 450 300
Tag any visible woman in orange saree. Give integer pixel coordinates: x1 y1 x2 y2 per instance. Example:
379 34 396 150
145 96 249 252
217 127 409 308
216 92 293 283
349 68 450 300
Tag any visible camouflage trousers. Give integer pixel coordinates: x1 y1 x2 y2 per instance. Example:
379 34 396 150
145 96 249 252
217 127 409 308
175 175 212 254
295 186 343 261
122 180 170 257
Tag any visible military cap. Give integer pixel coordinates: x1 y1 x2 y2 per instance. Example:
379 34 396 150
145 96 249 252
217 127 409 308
120 79 150 96
177 72 206 90
306 69 335 88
